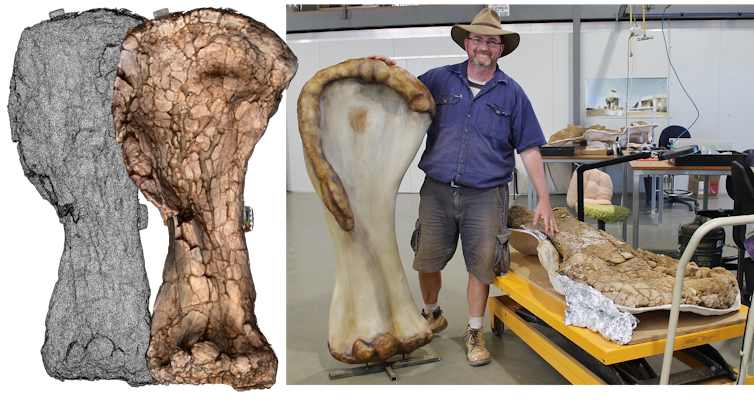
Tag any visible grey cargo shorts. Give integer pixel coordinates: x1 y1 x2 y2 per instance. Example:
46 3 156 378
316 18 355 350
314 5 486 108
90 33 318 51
410 176 511 285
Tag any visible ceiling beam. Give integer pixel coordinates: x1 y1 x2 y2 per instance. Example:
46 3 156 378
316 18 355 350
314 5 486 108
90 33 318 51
286 4 754 34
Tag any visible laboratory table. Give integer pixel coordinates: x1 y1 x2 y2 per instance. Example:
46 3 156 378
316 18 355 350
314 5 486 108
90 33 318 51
628 160 732 249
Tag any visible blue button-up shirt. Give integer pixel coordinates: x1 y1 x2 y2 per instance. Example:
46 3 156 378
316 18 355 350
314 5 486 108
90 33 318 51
417 60 546 189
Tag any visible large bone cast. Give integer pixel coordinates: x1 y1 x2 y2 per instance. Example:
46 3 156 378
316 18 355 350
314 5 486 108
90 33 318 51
298 59 435 363
113 8 297 390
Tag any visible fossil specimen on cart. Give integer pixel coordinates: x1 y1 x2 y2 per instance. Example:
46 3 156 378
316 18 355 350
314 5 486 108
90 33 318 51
507 205 739 314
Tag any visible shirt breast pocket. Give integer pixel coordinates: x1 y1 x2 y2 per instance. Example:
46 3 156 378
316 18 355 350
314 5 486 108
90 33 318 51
479 102 511 140
436 94 461 128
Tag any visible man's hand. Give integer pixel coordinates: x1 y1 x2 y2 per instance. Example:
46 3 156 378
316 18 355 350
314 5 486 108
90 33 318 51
366 55 396 65
533 201 559 236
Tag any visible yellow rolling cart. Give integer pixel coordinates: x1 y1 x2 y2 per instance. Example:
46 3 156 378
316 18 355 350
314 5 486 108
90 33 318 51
488 250 754 385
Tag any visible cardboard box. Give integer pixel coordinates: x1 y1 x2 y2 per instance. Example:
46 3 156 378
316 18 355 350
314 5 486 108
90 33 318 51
688 175 720 199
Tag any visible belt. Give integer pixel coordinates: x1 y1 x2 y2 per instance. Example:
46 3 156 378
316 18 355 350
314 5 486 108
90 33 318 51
429 176 468 188
428 177 505 190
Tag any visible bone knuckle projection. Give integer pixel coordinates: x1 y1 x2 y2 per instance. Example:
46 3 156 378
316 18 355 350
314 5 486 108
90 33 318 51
7 9 155 385
508 205 739 310
112 8 296 390
297 58 436 363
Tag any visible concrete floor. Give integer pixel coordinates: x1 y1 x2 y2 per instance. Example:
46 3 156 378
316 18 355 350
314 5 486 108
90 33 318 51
287 190 753 385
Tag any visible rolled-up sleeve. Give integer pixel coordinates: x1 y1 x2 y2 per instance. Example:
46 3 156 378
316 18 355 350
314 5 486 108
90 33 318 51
511 93 546 153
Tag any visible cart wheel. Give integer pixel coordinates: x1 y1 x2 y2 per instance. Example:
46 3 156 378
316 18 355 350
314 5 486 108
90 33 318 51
492 316 504 336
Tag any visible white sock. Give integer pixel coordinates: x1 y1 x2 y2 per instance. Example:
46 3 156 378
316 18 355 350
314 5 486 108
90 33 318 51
423 303 439 314
469 316 484 329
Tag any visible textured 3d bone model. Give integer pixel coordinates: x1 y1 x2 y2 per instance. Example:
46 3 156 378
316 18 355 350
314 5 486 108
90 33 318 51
298 59 436 363
113 8 297 390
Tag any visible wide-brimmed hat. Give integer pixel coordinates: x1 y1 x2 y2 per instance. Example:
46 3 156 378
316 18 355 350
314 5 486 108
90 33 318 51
451 8 520 58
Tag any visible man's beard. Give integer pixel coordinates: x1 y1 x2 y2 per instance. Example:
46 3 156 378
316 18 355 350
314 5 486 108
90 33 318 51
471 52 493 67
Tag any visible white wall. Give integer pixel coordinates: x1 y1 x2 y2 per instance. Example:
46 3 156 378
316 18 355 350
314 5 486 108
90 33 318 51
286 19 754 194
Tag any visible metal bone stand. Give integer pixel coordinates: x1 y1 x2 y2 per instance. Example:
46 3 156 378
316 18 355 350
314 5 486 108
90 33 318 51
328 353 441 382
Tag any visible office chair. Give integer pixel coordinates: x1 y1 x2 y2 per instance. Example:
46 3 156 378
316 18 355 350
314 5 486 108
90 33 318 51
731 160 754 307
657 126 699 211
725 149 754 200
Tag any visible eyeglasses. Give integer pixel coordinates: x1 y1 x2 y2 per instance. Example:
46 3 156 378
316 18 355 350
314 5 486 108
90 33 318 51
467 37 502 47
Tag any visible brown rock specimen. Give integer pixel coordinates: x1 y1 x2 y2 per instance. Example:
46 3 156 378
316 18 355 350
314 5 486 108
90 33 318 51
549 124 587 143
112 8 297 390
298 59 435 363
549 124 619 143
508 205 738 309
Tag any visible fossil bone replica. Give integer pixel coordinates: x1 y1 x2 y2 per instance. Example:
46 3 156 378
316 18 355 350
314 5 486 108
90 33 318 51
298 58 435 363
566 169 614 206
8 8 154 385
112 8 296 390
508 205 739 310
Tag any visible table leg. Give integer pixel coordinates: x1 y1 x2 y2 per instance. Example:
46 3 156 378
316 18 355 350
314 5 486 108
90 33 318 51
622 164 627 242
659 174 664 226
633 170 640 249
703 175 710 210
621 164 627 207
527 175 534 211
651 174 657 214
533 188 538 210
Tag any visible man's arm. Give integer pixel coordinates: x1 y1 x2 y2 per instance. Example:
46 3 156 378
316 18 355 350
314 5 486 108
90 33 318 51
519 146 559 236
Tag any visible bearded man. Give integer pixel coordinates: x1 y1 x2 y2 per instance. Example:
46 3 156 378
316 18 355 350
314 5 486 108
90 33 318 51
370 7 558 367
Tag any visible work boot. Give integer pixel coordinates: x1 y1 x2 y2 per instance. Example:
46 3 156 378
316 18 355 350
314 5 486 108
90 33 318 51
421 307 448 334
463 325 490 366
